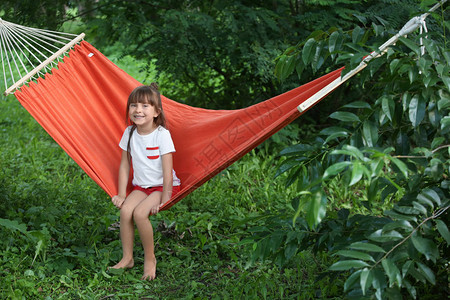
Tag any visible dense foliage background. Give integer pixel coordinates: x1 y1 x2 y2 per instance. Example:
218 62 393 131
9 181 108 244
0 0 449 299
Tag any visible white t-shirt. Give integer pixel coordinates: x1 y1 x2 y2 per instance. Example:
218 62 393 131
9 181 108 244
119 125 181 188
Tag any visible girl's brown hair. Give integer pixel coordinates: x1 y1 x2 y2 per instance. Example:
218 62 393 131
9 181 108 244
126 83 167 161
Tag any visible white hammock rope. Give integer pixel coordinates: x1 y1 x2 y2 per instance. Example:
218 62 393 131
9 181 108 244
0 18 85 96
298 0 447 112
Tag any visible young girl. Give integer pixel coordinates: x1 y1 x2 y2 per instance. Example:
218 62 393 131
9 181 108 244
110 83 181 280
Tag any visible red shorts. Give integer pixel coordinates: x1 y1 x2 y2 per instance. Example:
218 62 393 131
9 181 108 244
132 185 181 197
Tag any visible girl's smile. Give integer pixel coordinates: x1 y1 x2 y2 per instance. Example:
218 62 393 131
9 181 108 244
129 102 159 132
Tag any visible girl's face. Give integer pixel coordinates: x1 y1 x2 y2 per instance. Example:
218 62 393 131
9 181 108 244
128 101 160 131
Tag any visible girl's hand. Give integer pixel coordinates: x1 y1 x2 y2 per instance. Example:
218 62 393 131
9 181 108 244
149 203 159 216
112 195 125 209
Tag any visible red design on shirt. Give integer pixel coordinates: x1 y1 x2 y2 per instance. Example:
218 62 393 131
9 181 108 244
146 147 159 159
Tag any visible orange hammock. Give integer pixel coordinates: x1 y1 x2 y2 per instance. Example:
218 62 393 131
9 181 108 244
14 41 343 210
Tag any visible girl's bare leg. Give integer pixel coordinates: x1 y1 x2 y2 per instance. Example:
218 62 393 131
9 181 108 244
110 190 147 269
133 191 162 280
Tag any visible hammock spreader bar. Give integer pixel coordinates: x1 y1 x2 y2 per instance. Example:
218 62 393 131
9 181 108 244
14 41 342 210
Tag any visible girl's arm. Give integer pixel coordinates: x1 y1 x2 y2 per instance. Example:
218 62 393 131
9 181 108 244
112 150 130 208
160 152 174 206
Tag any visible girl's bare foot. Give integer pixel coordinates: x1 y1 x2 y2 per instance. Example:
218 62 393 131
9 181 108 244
109 258 134 270
141 256 157 280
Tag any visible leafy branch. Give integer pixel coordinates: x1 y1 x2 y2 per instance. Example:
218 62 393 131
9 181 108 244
394 144 450 159
373 204 450 269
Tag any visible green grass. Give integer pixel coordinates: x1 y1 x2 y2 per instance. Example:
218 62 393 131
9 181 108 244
0 97 343 299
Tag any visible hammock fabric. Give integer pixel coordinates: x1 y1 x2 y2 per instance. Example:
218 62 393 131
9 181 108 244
14 41 343 210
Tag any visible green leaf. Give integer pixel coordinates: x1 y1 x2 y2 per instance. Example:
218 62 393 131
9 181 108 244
329 111 360 122
328 31 340 56
404 279 417 299
360 268 373 296
384 210 418 222
368 229 403 242
32 240 44 266
342 101 371 109
420 188 441 206
349 242 385 253
371 269 386 296
411 234 439 262
382 220 413 233
394 206 421 215
428 101 442 128
362 120 378 147
416 188 441 210
423 38 438 61
381 96 395 122
302 38 316 65
0 218 29 236
284 242 297 260
102 270 112 279
108 267 125 275
295 60 306 78
435 63 445 77
350 161 364 186
399 36 420 55
352 26 364 44
319 126 350 136
277 54 297 81
269 232 285 253
275 55 286 80
402 261 413 278
409 95 426 127
279 143 314 156
437 95 450 111
412 201 428 215
418 56 432 75
323 161 351 178
332 145 365 161
367 177 379 202
416 262 436 284
305 191 327 229
368 56 385 77
389 59 400 74
372 23 383 36
423 75 439 89
435 219 450 244
408 65 418 83
441 116 450 133
382 258 401 287
442 75 450 91
312 41 326 71
431 137 445 149
324 132 349 144
344 270 362 292
408 265 427 283
389 156 408 178
370 157 385 177
276 159 300 177
444 49 450 65
329 260 370 271
334 250 375 262
402 92 411 113
417 193 434 209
